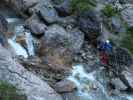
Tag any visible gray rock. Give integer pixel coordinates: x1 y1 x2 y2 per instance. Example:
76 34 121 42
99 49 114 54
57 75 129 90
125 0 133 4
111 16 125 33
111 78 128 91
0 45 63 100
54 79 76 93
44 24 70 47
0 14 8 46
38 25 84 72
108 47 133 75
0 14 8 33
78 11 100 44
0 33 7 47
121 71 133 89
57 16 77 29
4 0 39 15
55 0 71 17
33 1 59 24
26 19 47 35
44 24 84 52
38 24 73 72
121 5 133 27
67 28 84 52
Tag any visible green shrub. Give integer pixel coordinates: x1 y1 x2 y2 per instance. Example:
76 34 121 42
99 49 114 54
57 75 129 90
120 26 133 54
0 81 27 100
52 0 64 5
120 34 133 54
127 26 133 36
70 0 97 13
102 4 119 17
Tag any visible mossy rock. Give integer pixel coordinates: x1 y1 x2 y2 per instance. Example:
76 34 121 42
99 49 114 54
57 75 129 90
102 4 120 18
70 0 97 13
120 34 133 54
52 0 65 5
0 81 27 100
126 26 133 37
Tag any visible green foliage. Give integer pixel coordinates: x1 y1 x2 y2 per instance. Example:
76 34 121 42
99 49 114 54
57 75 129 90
52 0 64 5
120 26 133 54
102 4 119 17
120 34 133 54
70 0 97 13
0 81 27 100
127 26 133 36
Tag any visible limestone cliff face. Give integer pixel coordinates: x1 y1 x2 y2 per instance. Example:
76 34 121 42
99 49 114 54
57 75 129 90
0 45 63 100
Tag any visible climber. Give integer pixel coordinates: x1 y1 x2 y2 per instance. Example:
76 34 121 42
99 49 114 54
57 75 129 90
98 40 113 65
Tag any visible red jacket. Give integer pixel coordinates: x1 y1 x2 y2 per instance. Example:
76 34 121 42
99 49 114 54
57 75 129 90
99 52 109 65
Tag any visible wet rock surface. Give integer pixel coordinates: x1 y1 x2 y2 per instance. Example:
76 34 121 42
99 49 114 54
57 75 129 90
121 70 133 90
54 79 76 93
0 14 8 47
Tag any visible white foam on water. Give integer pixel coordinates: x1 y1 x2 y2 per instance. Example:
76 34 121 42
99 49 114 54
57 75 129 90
25 32 35 56
125 96 133 100
68 64 111 100
8 39 28 58
15 25 25 35
68 64 96 98
6 18 21 23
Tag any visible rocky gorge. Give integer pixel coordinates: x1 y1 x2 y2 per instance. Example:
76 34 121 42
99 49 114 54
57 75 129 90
0 0 133 100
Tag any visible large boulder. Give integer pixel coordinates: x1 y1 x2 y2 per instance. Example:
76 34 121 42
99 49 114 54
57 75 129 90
55 0 71 17
111 16 126 33
0 33 8 47
124 0 133 4
54 79 76 93
26 18 47 36
67 28 84 52
110 78 128 91
0 14 8 33
42 24 84 53
38 25 84 72
0 14 8 46
120 71 133 89
3 0 39 14
121 5 133 27
31 1 59 24
108 47 133 75
0 45 63 100
77 11 101 44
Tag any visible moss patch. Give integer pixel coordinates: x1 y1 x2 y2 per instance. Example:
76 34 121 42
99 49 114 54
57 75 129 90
52 0 64 5
102 4 119 17
70 0 97 13
120 34 133 54
0 81 27 100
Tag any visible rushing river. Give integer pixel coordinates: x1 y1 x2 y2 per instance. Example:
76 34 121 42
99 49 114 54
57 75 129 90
7 18 35 58
67 64 133 100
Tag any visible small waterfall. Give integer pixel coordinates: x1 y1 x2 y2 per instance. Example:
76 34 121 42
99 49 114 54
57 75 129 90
7 24 35 58
25 31 35 56
68 64 111 100
8 39 28 58
68 64 97 99
6 18 21 23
